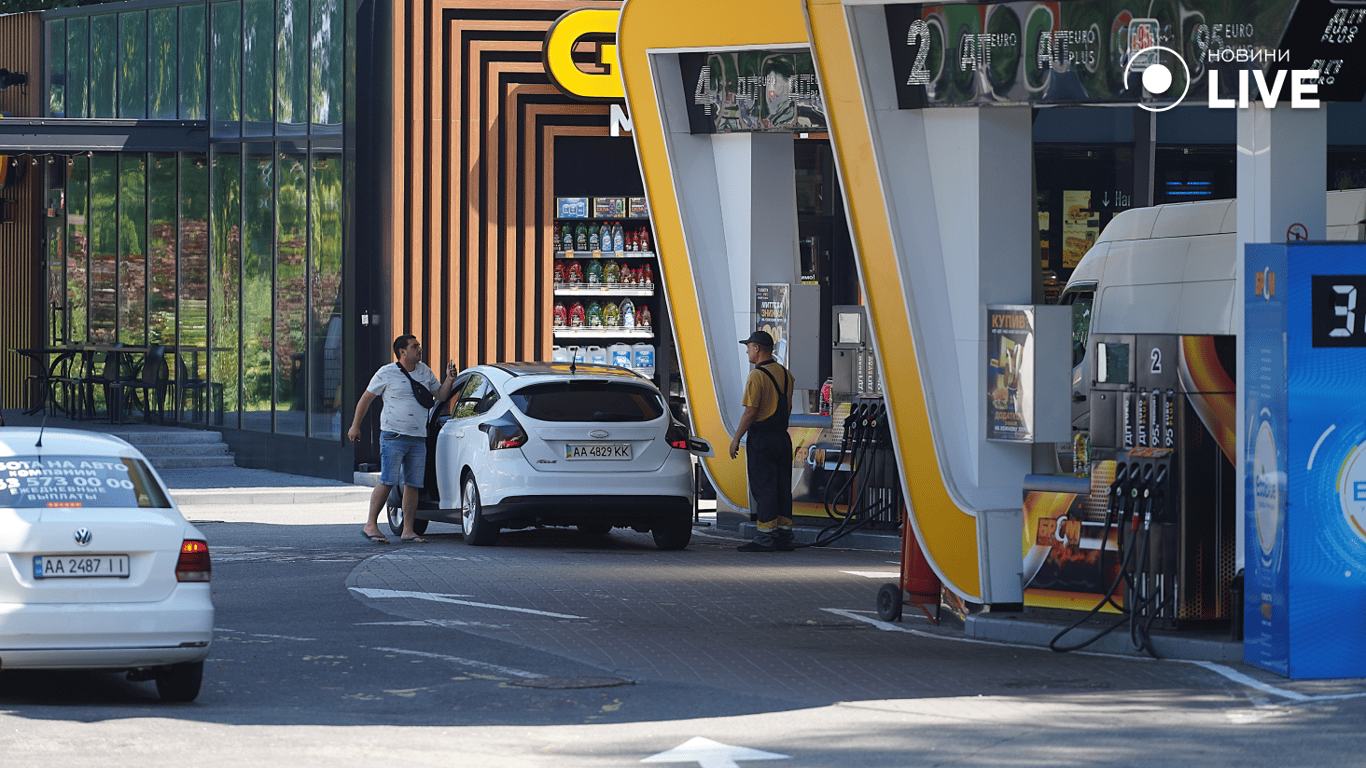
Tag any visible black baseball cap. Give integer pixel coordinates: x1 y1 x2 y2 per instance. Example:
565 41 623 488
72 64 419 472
739 330 774 347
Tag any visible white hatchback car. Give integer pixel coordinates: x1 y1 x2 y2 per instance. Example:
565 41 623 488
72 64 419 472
0 428 213 701
422 363 711 549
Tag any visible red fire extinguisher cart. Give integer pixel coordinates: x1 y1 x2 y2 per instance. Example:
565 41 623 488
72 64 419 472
876 504 942 624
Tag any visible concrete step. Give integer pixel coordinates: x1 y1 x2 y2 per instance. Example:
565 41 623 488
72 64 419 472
107 428 238 472
153 455 239 470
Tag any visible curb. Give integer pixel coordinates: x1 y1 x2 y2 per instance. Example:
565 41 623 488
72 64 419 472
171 486 375 507
966 613 1244 662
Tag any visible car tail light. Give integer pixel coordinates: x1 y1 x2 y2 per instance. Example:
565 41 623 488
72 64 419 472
176 540 211 582
666 422 689 450
480 412 528 450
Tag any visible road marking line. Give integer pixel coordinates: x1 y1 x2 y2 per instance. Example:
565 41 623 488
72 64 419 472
824 609 1363 705
821 608 1147 660
349 586 587 619
1178 660 1311 701
370 646 544 678
840 570 902 579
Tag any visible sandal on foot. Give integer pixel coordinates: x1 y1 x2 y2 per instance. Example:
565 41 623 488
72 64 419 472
361 530 390 544
400 536 429 543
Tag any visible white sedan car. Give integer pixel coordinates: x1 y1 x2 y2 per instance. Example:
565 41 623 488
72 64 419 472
0 428 213 702
424 363 711 549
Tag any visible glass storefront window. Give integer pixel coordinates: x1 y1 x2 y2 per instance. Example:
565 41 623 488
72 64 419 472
46 20 65 117
310 0 342 132
149 8 177 120
66 156 89 343
90 15 115 118
277 0 308 136
242 0 273 136
119 155 148 346
149 153 178 346
66 18 88 118
310 153 343 438
119 11 148 119
180 4 207 121
211 148 242 429
276 151 308 435
242 144 274 431
180 154 211 423
89 155 117 344
211 1 241 137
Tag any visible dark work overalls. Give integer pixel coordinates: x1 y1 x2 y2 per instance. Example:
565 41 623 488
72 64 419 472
747 360 794 546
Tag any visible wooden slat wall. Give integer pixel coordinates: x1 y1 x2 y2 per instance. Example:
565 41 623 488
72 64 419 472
387 0 620 372
0 13 44 411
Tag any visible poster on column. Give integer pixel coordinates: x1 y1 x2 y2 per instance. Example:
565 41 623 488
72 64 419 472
755 284 790 367
987 306 1036 443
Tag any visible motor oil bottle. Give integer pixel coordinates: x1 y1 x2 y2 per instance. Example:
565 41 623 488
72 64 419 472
609 342 633 368
568 302 586 327
587 260 604 285
553 260 565 284
603 301 621 327
604 260 620 285
575 223 588 251
567 261 583 285
586 345 607 365
619 263 635 286
620 298 636 329
626 229 638 252
561 224 574 252
552 345 569 363
613 223 624 252
553 301 567 327
586 301 603 327
588 225 600 252
639 262 654 288
632 342 655 377
601 222 613 252
639 304 652 330
639 227 650 252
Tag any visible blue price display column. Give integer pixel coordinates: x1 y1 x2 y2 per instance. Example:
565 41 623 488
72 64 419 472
1245 243 1366 679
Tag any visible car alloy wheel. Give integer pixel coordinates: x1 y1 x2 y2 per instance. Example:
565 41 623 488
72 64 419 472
461 473 498 546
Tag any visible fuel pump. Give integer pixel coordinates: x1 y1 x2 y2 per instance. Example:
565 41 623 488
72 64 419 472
1050 333 1235 656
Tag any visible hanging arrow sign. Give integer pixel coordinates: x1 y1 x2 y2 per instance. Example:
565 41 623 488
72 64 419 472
642 737 791 768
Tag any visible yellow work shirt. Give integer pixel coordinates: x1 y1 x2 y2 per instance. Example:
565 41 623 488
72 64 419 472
742 360 793 423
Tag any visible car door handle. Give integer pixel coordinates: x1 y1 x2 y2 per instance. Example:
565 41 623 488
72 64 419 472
1072 394 1087 403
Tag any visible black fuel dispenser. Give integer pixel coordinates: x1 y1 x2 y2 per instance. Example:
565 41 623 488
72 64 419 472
1049 334 1236 655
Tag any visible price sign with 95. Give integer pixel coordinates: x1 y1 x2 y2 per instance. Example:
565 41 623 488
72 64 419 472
1312 275 1366 347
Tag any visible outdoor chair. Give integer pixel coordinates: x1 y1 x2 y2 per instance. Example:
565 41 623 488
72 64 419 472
111 345 170 425
175 354 223 425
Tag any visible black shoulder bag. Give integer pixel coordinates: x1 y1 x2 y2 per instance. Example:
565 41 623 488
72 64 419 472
396 363 436 409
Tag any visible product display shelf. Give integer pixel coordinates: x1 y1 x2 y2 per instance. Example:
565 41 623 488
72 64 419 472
553 284 654 296
555 250 657 259
553 327 654 339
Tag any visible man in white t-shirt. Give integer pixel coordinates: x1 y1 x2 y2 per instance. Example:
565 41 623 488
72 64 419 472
348 334 456 543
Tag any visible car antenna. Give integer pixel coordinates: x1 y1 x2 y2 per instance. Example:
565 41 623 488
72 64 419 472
570 348 579 376
35 407 47 448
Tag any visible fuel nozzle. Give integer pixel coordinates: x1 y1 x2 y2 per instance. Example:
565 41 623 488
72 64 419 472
1109 462 1129 516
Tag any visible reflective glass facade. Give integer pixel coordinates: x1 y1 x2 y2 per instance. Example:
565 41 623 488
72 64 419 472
43 0 347 442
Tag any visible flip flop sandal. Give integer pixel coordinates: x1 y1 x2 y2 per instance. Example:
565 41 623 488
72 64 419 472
361 530 390 544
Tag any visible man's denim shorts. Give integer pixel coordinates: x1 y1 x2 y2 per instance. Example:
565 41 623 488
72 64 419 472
379 432 427 488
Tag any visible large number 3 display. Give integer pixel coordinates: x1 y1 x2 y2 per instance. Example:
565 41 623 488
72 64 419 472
1245 243 1366 679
